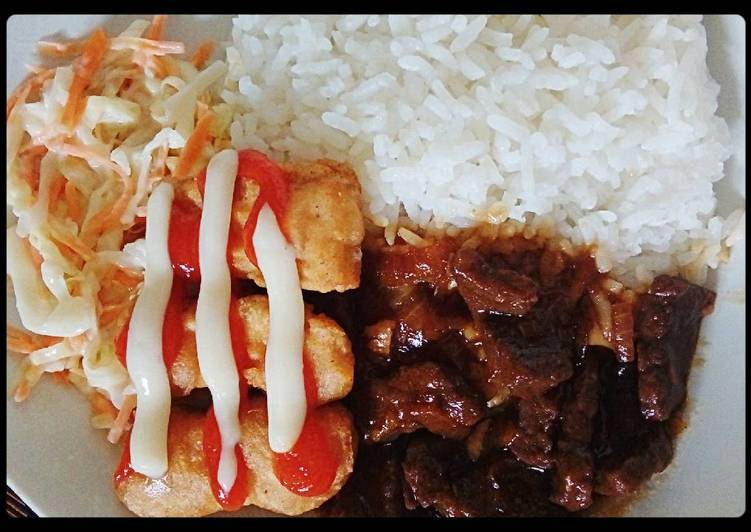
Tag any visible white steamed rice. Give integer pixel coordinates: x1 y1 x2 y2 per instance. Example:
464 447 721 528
222 14 744 287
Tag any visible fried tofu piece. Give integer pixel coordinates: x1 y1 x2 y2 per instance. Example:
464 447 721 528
115 397 357 517
169 295 354 405
181 158 365 293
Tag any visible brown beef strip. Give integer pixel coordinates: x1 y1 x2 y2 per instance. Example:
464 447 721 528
390 287 470 354
479 307 575 399
593 352 673 496
402 434 566 517
635 275 716 421
508 391 561 469
322 440 421 517
451 247 539 317
373 239 457 293
358 361 486 442
467 258 579 400
550 347 604 511
347 240 714 515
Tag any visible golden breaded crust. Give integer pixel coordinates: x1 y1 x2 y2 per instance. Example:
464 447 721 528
170 295 354 405
180 158 364 293
115 397 356 517
242 397 357 516
115 408 220 518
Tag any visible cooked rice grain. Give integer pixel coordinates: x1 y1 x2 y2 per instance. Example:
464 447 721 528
225 15 744 286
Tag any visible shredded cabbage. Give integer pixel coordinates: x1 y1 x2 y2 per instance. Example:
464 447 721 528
81 95 142 129
121 127 186 225
97 239 148 271
6 107 25 174
162 60 227 139
18 67 73 142
5 18 228 420
119 19 151 39
7 228 96 337
28 337 80 366
16 152 58 237
81 334 131 409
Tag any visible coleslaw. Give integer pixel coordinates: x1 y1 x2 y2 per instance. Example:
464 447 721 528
7 16 232 443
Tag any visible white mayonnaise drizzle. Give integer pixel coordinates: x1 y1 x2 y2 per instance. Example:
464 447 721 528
126 181 175 479
195 149 241 493
253 204 307 453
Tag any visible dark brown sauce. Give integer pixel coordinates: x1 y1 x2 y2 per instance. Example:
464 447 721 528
583 393 691 517
320 232 715 517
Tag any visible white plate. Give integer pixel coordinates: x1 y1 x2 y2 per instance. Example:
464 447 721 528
6 14 746 517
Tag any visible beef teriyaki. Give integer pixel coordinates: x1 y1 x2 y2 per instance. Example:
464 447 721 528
322 235 715 517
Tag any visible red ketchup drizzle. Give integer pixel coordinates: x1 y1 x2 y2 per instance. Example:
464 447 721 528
202 408 249 511
168 198 203 281
198 163 263 509
236 150 291 268
271 352 339 497
201 297 252 511
114 151 296 498
226 150 335 497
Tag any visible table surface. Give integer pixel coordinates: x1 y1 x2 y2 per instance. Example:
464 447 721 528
7 487 36 518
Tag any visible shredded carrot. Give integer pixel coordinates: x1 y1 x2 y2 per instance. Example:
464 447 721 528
37 40 84 58
112 268 142 289
14 382 32 402
161 56 182 77
107 393 137 444
45 141 127 178
131 50 168 79
191 40 215 69
19 143 48 158
52 370 71 384
152 144 169 179
97 263 119 291
144 15 168 41
14 382 31 402
214 137 233 151
56 239 91 264
123 14 174 77
57 240 85 267
18 145 48 194
153 56 169 78
7 325 61 354
8 83 31 116
117 77 133 97
61 28 110 129
90 391 119 417
98 306 123 327
79 192 132 244
48 223 95 261
48 174 67 208
173 111 215 179
6 68 54 119
65 181 84 223
45 140 133 243
101 308 131 328
13 360 43 402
